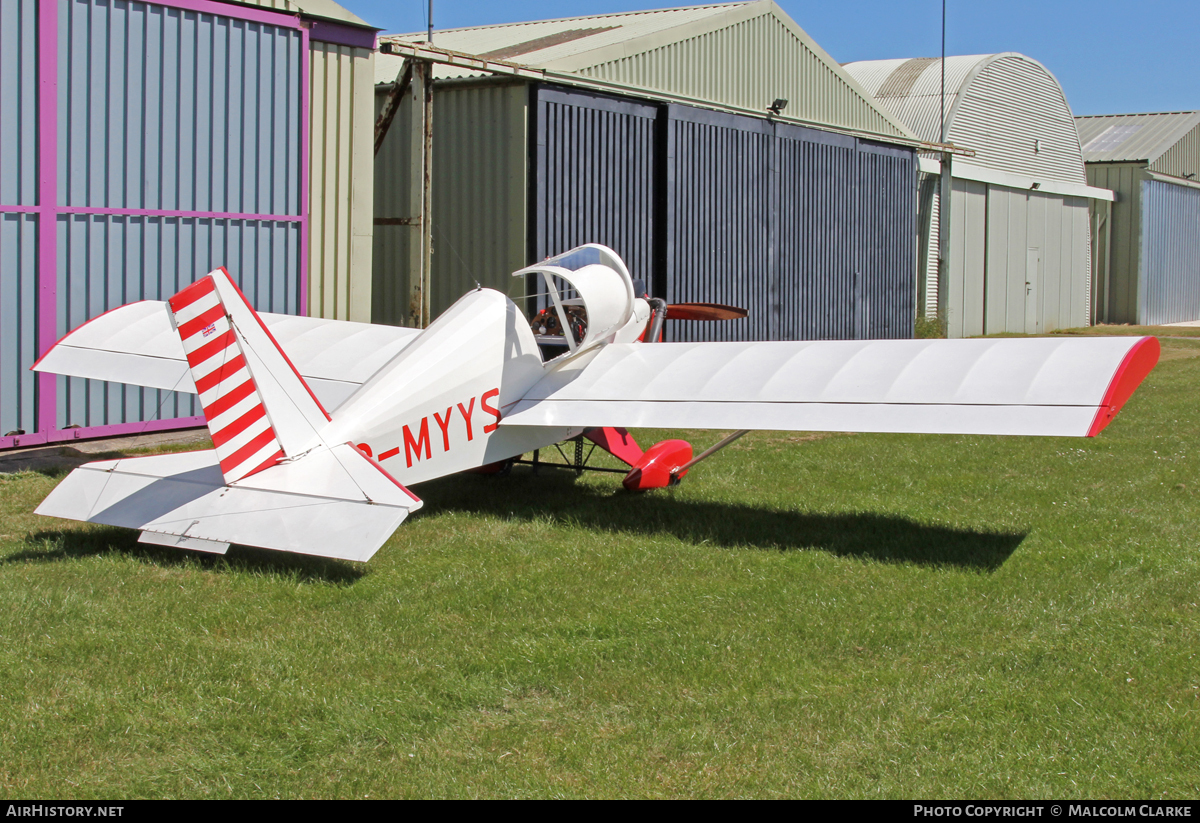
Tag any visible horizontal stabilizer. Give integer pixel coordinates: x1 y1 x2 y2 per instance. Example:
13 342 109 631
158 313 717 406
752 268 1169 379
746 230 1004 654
36 445 422 562
503 336 1159 438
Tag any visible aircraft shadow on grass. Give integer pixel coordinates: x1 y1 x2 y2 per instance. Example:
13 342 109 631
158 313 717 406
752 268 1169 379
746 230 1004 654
9 464 1024 578
415 469 1027 572
10 526 366 585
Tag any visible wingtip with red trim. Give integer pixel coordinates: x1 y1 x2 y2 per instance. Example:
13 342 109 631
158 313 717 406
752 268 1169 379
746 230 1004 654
1087 336 1160 437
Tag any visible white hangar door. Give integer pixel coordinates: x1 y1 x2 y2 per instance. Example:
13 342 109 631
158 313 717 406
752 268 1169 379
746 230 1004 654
938 181 1090 339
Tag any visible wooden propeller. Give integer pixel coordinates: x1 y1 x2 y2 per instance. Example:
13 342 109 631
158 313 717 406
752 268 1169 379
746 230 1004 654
664 302 748 321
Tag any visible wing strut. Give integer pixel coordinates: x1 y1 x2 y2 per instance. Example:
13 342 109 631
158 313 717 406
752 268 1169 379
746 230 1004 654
674 429 749 477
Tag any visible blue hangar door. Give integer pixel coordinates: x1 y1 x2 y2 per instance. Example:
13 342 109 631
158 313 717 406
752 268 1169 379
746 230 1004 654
0 0 304 445
531 84 916 343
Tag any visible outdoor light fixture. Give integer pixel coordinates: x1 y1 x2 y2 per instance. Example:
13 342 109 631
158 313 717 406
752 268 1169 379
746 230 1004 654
1030 182 1041 190
768 98 788 115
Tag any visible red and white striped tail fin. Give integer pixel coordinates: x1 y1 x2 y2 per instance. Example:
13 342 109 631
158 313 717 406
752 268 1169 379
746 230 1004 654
167 269 330 484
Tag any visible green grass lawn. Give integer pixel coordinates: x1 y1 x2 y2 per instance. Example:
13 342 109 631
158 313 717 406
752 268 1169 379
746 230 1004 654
1 330 1197 798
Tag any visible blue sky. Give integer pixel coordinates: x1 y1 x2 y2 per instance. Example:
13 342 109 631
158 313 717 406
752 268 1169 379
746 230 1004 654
335 0 1197 117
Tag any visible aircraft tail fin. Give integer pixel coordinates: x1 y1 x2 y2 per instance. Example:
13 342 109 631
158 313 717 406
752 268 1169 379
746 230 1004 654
167 269 331 484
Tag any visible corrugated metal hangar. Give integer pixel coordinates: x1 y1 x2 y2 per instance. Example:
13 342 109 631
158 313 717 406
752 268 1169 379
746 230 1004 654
1077 111 1200 326
0 0 377 448
844 53 1114 339
373 1 922 343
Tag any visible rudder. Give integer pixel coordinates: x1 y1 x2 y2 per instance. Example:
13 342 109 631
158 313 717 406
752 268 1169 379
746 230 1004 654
167 269 330 483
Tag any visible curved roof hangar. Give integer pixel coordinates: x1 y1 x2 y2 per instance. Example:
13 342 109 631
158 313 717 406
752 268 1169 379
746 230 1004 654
844 53 1087 186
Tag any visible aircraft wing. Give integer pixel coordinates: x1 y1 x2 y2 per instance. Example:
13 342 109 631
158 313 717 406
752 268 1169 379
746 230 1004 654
501 336 1159 437
33 300 421 410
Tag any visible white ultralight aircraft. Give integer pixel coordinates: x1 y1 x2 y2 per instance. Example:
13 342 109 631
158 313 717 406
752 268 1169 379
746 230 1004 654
34 244 1160 562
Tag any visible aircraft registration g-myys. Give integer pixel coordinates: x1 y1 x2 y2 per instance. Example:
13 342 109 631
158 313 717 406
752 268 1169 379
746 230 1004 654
34 244 1160 562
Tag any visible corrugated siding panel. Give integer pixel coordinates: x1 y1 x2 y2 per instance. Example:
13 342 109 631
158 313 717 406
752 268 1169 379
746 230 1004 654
984 184 1019 333
534 86 658 285
0 0 39 436
578 12 905 139
916 172 939 318
371 78 414 326
1047 193 1079 330
666 107 774 341
1066 194 1090 329
55 215 299 427
236 0 294 10
430 83 527 317
946 178 987 338
665 108 913 342
969 187 1094 338
58 0 303 213
947 56 1085 185
1141 179 1200 325
1084 193 1092 324
0 213 38 435
960 184 1091 336
228 0 369 28
373 80 529 325
0 0 38 206
308 42 375 322
1086 163 1143 323
855 140 917 338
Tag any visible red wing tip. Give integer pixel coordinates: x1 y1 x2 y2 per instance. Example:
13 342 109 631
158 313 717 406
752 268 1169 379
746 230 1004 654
1087 336 1160 437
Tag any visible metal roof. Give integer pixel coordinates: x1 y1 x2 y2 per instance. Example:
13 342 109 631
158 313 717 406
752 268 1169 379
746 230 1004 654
381 3 747 75
844 53 1087 184
376 2 913 140
844 54 1025 144
1075 111 1200 164
241 0 372 29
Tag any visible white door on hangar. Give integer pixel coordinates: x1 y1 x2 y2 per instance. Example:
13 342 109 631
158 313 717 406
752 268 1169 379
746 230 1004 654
1025 248 1041 334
